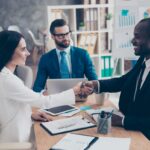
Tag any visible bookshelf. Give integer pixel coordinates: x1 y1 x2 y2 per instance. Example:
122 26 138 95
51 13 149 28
47 1 114 79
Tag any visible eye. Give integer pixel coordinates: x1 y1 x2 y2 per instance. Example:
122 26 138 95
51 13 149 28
21 47 26 51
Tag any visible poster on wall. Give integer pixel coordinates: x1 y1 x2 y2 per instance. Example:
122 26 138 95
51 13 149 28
113 0 150 58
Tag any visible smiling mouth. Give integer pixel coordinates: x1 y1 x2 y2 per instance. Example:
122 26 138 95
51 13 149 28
133 46 139 51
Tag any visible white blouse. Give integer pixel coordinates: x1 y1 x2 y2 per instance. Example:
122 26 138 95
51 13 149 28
0 67 75 142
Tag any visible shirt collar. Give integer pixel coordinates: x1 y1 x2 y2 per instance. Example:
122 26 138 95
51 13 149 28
144 58 150 69
1 67 13 75
56 46 71 56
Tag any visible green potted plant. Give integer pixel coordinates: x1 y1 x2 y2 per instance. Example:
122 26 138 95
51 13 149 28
79 22 86 31
106 13 112 20
105 13 112 29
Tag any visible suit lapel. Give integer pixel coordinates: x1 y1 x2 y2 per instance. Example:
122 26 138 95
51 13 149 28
140 72 150 94
51 49 61 78
70 47 76 77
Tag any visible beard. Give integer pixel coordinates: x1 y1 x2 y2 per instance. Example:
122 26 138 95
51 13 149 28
134 45 150 57
55 39 70 48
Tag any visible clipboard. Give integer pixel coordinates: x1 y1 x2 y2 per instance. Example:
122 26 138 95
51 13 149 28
40 116 96 135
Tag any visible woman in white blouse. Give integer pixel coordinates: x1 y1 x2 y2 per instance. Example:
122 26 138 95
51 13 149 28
0 31 91 143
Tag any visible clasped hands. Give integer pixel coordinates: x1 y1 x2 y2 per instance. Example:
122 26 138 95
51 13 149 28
73 80 98 100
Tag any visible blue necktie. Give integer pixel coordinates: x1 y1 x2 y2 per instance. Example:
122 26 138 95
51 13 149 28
60 51 70 78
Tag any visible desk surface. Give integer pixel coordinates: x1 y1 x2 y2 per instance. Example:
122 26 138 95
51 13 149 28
34 95 150 150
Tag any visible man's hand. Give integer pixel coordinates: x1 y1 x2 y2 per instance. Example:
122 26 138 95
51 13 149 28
111 112 124 126
78 80 99 97
73 82 93 101
31 111 53 122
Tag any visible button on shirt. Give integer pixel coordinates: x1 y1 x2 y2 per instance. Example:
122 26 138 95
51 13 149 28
56 46 72 74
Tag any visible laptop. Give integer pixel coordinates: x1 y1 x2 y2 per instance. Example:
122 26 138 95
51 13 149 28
46 78 87 95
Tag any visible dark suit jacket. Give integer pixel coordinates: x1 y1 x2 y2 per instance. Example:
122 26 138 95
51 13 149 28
99 56 150 140
33 46 97 92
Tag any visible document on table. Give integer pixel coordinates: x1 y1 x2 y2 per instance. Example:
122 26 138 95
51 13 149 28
50 133 131 150
41 115 96 135
88 137 131 150
50 133 96 150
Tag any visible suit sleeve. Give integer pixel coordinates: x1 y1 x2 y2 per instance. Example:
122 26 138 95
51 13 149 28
124 116 150 139
5 76 75 108
99 70 132 93
33 56 48 92
84 51 98 80
99 56 144 93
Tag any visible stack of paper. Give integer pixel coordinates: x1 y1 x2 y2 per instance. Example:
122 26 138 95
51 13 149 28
50 133 131 150
41 116 96 135
89 137 131 150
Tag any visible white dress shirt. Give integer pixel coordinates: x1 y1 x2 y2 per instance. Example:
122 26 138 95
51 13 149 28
140 58 150 88
0 67 75 142
56 46 72 74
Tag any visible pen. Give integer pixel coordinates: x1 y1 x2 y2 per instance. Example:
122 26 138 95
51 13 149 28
98 110 114 133
84 137 98 150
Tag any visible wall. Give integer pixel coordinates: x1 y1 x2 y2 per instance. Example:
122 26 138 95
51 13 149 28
0 0 81 47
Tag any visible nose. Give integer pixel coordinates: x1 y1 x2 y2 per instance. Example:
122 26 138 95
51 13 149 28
26 49 30 56
131 37 136 45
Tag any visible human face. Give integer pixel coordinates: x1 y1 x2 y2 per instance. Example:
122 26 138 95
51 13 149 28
131 22 150 59
10 38 30 66
51 25 71 49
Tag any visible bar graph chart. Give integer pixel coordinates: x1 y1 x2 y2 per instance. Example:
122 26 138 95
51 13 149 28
116 8 137 28
116 32 133 49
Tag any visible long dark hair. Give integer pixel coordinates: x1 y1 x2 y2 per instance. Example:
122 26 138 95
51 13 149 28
0 30 23 71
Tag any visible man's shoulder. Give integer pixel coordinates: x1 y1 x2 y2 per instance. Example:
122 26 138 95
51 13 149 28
41 49 56 58
71 46 87 54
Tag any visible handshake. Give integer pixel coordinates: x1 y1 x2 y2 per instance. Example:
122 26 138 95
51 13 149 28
73 80 99 100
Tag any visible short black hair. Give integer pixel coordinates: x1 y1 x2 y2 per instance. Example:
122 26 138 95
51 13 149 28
138 18 150 38
49 19 68 34
0 30 23 71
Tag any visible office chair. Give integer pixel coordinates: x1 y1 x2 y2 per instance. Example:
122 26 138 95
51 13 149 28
27 29 44 48
15 65 33 88
0 26 3 32
8 25 21 33
27 29 45 64
0 142 32 150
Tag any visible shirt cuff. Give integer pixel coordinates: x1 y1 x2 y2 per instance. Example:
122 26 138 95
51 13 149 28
95 80 100 94
122 116 125 126
40 89 46 95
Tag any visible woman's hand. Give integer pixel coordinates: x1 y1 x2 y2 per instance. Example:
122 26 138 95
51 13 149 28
73 82 94 101
31 111 52 122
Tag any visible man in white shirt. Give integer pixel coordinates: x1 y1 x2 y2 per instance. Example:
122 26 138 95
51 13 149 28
33 19 98 92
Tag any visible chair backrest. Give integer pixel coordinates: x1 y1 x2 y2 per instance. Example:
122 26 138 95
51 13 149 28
0 142 32 150
28 29 43 46
0 26 3 32
8 25 21 33
15 65 33 88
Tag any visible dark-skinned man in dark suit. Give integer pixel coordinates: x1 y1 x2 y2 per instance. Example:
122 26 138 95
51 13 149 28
82 18 150 140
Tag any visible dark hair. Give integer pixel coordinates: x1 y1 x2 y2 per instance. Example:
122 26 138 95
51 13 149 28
0 30 23 71
138 18 150 38
49 19 68 34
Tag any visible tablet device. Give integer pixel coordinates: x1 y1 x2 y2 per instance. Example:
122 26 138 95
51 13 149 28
41 105 78 116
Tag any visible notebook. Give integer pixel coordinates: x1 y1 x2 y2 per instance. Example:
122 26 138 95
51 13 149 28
50 133 131 150
41 115 96 135
46 78 86 94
